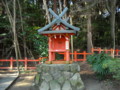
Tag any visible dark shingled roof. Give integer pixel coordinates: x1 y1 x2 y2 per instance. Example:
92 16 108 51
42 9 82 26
38 7 80 34
39 30 76 34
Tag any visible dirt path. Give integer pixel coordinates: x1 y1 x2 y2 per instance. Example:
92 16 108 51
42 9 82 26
7 62 120 90
0 70 18 90
8 75 35 90
82 75 102 90
81 74 120 90
80 62 120 90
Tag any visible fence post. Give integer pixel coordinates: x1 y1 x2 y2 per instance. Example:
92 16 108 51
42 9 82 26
10 57 13 70
98 48 101 54
116 49 119 56
25 57 27 70
91 48 94 53
105 49 107 54
83 51 86 61
111 49 113 57
38 57 41 64
74 51 77 62
64 53 66 61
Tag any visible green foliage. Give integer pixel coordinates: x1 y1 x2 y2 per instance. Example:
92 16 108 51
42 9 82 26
1 0 120 59
92 16 112 47
0 0 47 58
40 58 48 63
105 59 120 80
87 53 112 79
24 26 48 57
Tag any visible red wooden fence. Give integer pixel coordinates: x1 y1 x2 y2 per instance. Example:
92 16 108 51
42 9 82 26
0 57 47 70
91 48 120 57
59 51 92 61
0 48 120 70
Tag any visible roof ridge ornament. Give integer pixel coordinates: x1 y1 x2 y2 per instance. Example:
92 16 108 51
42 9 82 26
38 7 80 34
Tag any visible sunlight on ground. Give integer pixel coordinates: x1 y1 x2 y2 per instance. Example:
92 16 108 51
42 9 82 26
10 76 34 89
80 71 94 74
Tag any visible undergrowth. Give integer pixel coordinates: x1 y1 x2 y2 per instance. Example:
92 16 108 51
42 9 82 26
87 53 112 80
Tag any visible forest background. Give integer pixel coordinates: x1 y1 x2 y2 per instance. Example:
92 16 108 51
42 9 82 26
0 0 120 59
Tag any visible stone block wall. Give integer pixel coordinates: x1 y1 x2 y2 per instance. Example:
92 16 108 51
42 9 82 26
34 63 84 90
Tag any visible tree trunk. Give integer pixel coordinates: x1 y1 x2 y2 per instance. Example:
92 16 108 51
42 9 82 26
2 0 20 74
17 0 27 58
13 0 20 74
53 0 57 13
110 0 116 57
63 0 67 19
70 15 74 60
43 0 51 23
58 0 62 13
87 13 93 53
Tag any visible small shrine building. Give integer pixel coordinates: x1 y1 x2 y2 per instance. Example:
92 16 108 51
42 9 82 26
38 7 80 63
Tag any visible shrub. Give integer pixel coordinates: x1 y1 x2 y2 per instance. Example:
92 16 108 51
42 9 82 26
105 58 120 80
87 53 112 80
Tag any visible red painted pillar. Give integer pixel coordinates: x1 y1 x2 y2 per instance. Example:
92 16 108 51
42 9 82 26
65 37 70 61
10 57 13 70
49 37 52 61
66 50 69 61
74 51 77 62
49 52 52 61
25 57 27 70
83 51 86 61
52 52 55 61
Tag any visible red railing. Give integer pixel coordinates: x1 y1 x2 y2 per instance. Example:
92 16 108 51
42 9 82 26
91 48 120 57
59 51 92 61
0 57 48 70
0 48 120 70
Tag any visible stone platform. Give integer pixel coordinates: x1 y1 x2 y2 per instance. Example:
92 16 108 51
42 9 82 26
34 63 84 90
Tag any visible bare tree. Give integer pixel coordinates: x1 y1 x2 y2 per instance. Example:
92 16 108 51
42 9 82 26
63 0 67 19
70 15 74 60
2 0 20 74
17 0 27 58
58 0 62 13
71 0 98 52
87 13 93 52
106 0 117 57
13 0 20 74
43 0 51 23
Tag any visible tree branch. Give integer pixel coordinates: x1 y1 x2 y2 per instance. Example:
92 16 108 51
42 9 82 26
43 0 51 23
83 0 98 11
2 0 13 27
58 0 62 13
105 0 111 13
75 0 99 12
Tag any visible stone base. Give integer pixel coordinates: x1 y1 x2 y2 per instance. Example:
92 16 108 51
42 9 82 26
34 63 84 90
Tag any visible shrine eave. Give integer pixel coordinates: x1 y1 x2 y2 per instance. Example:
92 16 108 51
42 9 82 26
38 30 76 34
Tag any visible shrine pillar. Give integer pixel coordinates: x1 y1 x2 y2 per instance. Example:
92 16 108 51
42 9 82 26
48 37 52 61
65 36 70 62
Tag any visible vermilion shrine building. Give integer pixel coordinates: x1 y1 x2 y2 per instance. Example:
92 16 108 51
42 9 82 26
38 7 80 63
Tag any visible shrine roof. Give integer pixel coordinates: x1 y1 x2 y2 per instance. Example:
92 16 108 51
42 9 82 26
38 7 80 34
39 30 76 34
